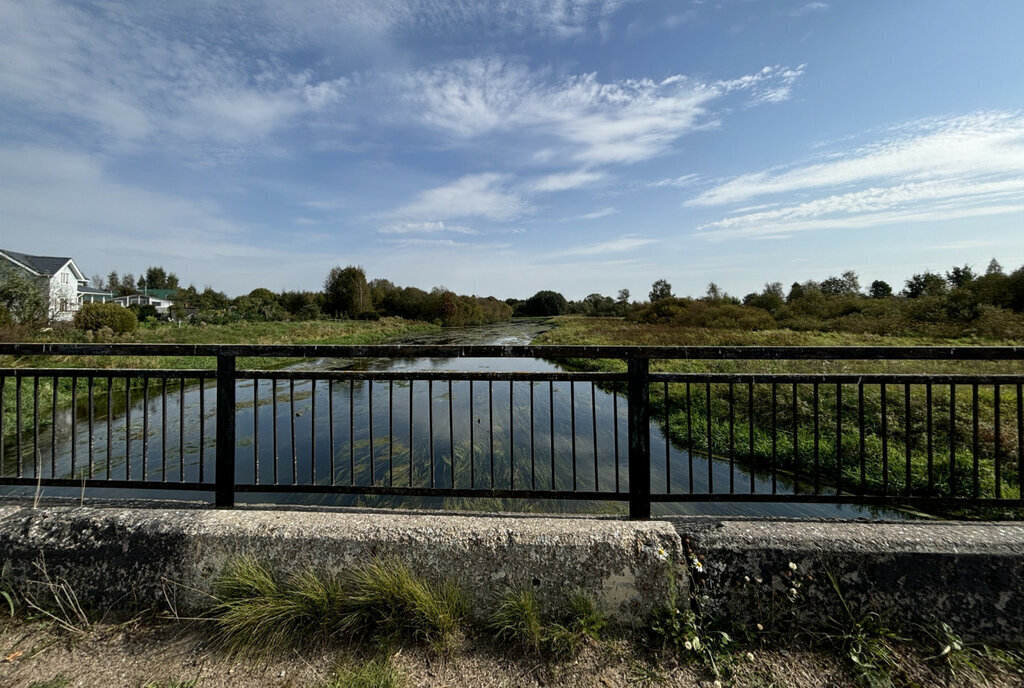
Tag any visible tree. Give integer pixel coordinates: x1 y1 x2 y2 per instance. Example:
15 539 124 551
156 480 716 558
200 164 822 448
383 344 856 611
616 288 630 315
520 290 567 316
986 258 1004 276
323 265 371 318
820 271 860 296
143 266 180 291
946 264 976 289
869 280 893 299
0 265 48 326
106 271 119 294
903 272 947 298
649 279 673 302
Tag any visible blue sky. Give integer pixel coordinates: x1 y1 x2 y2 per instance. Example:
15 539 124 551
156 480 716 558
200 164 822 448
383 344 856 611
2 1 1024 300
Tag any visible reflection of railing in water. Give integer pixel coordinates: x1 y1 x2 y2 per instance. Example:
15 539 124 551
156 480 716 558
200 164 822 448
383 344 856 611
1 342 1023 518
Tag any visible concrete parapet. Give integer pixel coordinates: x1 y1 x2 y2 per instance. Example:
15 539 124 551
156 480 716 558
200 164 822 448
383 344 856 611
0 506 682 624
671 517 1024 644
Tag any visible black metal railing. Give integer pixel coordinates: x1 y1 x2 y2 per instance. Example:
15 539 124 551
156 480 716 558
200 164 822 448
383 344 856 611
1 343 1023 518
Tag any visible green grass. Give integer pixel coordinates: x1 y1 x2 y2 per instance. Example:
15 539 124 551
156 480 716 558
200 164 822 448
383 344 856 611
538 317 1024 513
323 655 405 688
488 587 606 659
209 558 465 656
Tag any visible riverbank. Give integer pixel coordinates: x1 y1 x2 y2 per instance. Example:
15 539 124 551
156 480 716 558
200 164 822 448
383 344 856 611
535 317 1024 513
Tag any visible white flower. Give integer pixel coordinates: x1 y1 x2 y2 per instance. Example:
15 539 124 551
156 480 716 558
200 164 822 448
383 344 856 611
692 636 702 650
743 575 750 583
788 561 798 571
684 640 692 651
713 681 723 688
746 652 755 661
788 587 798 599
756 623 764 631
656 547 669 561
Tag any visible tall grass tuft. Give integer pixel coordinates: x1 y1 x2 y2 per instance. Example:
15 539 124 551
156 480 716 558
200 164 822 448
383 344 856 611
338 560 466 649
210 559 347 655
489 588 606 659
324 655 405 688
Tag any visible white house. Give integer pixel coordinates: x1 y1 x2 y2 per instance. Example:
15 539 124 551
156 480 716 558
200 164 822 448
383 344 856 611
112 293 175 315
0 249 89 322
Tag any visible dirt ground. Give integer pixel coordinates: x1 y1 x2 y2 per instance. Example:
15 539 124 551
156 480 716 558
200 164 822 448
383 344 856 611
2 616 1023 688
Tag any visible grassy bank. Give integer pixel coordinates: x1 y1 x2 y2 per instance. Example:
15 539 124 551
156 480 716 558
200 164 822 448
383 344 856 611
536 317 1024 510
0 318 439 440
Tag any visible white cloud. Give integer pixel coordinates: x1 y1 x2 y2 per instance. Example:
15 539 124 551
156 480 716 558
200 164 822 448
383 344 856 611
0 0 347 157
648 173 699 188
560 234 657 255
791 2 829 17
404 58 804 164
390 173 528 221
378 221 478 234
692 111 1024 239
570 207 619 220
527 169 607 192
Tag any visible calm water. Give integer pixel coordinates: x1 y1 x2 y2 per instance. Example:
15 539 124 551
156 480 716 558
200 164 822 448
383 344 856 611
2 320 906 519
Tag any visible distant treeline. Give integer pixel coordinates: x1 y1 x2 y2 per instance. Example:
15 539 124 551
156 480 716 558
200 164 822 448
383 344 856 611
623 260 1024 338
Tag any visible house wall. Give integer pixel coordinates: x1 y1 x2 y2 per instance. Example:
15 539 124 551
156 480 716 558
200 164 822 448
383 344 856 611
48 263 81 322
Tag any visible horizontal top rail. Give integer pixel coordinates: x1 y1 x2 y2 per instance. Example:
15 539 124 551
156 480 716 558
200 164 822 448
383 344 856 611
3 342 1024 360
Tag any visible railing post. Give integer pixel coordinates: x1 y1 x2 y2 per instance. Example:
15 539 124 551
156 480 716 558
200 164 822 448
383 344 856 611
215 354 236 508
628 356 651 520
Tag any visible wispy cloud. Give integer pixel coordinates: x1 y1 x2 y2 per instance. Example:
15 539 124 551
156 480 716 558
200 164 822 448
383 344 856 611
560 234 657 255
791 2 829 17
403 58 805 165
390 173 528 221
647 173 700 188
692 111 1024 239
570 207 619 220
378 220 479 234
527 169 607 192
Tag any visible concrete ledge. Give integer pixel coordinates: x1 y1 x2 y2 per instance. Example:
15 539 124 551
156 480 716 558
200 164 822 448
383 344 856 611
0 506 683 624
671 518 1024 644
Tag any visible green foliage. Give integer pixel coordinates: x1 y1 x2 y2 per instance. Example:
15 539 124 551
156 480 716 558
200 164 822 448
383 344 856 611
324 655 405 688
0 265 48 326
28 676 71 688
324 265 372 318
489 588 606 659
73 302 138 334
519 290 568 316
649 279 673 302
633 297 776 330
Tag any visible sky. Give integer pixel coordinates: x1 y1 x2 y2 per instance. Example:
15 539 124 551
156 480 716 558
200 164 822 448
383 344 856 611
2 0 1024 300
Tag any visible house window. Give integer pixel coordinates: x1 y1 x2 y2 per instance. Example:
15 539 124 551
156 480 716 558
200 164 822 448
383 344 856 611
60 298 68 312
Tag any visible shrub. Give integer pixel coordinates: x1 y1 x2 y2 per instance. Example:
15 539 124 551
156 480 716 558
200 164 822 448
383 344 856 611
73 303 138 334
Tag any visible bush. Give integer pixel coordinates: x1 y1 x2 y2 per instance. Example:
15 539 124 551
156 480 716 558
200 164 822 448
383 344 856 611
73 303 138 334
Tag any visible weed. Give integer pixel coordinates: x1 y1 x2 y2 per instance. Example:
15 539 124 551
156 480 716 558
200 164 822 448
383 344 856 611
324 654 405 688
24 560 91 636
141 680 200 688
489 588 606 659
210 559 347 655
27 676 71 688
338 559 466 649
626 659 668 686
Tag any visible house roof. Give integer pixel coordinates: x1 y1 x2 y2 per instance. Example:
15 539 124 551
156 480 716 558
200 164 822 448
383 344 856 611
0 249 85 281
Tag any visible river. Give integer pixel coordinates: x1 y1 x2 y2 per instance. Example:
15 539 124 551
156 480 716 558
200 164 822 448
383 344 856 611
2 320 905 519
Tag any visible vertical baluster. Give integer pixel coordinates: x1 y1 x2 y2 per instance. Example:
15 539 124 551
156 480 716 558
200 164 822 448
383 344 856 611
290 379 297 485
409 380 414 487
88 377 94 478
488 380 493 489
179 376 185 483
198 377 205 483
858 383 866 493
591 382 598 492
748 380 755 494
161 377 167 482
1017 382 1023 504
52 376 59 479
106 377 112 480
926 383 933 494
389 380 395 488
550 381 556 491
428 379 434 488
813 382 820 494
141 377 148 480
374 378 378 487
706 381 713 494
612 389 619 493
509 380 515 489
994 384 1002 499
770 382 777 494
972 383 980 498
530 381 535 490
664 381 670 494
728 382 735 494
835 383 843 495
253 379 259 485
686 382 693 493
125 378 132 480
881 383 888 494
329 379 335 486
33 377 40 478
448 379 453 489
569 380 576 491
791 382 798 494
468 380 473 488
949 384 957 496
311 379 317 485
272 379 279 485
904 384 912 497
17 376 25 477
0 377 5 475
349 380 354 486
